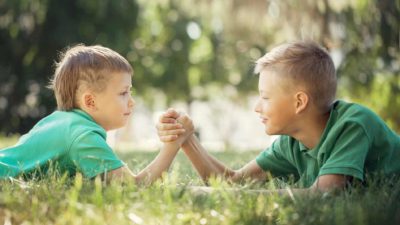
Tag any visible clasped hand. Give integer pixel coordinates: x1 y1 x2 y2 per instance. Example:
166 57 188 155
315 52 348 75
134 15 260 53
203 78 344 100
156 108 194 146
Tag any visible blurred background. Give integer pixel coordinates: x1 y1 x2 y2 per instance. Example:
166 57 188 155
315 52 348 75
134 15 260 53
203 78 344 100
0 0 399 151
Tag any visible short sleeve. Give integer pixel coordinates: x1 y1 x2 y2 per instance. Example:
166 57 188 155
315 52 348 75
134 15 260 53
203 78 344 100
318 122 370 181
69 131 124 178
256 137 298 177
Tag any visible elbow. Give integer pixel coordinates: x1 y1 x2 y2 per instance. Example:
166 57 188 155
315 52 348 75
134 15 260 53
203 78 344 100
310 174 351 193
228 170 242 183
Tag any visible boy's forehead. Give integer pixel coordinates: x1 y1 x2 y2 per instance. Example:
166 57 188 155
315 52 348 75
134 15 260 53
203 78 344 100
259 69 285 85
258 69 294 92
108 71 132 84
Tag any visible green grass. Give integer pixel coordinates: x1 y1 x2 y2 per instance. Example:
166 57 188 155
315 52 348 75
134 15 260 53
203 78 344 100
0 135 19 149
0 150 399 225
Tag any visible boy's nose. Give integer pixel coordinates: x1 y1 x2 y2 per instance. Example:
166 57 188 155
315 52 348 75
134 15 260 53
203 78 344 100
129 96 135 108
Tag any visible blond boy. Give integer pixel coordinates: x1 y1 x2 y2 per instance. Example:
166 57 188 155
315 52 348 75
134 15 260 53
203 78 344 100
158 41 400 191
0 45 188 184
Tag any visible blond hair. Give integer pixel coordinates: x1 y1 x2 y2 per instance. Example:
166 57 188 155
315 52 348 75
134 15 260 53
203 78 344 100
255 41 336 112
49 44 133 111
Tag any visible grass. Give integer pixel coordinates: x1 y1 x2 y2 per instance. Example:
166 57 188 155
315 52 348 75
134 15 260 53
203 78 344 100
0 150 399 225
0 135 19 149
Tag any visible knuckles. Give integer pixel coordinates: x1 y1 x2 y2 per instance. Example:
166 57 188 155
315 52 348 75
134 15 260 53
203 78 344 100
177 114 192 125
157 111 194 137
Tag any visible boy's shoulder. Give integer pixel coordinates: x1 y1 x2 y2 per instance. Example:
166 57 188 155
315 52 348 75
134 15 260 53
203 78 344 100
41 109 97 125
328 100 397 141
333 100 382 124
31 109 105 140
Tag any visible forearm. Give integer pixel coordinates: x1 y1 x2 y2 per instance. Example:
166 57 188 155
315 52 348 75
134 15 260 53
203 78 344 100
135 143 180 184
181 135 235 182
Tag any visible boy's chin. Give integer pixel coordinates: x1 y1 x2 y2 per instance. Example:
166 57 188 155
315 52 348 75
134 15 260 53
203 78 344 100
264 128 277 136
117 123 128 129
107 123 127 131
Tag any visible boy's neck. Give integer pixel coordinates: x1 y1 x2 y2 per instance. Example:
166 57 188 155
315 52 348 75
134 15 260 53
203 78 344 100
292 111 331 150
77 107 108 131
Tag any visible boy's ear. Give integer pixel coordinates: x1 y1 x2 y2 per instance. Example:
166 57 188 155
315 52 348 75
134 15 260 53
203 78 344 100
294 91 309 114
82 93 97 111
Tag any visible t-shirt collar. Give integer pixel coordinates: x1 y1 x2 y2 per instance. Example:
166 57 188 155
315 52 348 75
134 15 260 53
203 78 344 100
71 109 96 122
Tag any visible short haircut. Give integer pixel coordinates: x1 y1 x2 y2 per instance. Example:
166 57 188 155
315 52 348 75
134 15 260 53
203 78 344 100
255 41 337 112
49 44 133 111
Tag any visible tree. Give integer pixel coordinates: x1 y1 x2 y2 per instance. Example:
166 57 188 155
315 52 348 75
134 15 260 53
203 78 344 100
0 0 138 134
1 0 399 134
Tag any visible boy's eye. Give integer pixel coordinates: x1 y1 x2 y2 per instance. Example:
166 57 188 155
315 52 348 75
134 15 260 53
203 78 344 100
120 91 128 96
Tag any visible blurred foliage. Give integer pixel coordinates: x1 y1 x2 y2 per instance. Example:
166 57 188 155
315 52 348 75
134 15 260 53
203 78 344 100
0 0 399 134
0 0 139 134
335 0 400 131
129 0 263 107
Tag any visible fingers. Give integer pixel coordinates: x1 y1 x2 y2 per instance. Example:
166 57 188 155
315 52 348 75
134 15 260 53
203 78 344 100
156 123 183 131
177 114 191 124
156 109 194 144
176 114 194 131
159 117 178 124
156 122 185 143
158 128 185 136
160 135 179 142
157 123 185 136
158 108 180 124
164 108 180 119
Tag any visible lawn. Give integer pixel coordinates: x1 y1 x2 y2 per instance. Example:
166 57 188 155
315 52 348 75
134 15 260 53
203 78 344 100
0 149 399 225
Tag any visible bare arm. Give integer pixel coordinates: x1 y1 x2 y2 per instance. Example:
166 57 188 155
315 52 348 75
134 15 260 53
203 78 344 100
180 134 235 182
179 133 350 191
156 109 351 192
105 142 181 185
103 142 181 185
157 109 267 184
310 174 351 192
181 134 267 183
104 118 187 185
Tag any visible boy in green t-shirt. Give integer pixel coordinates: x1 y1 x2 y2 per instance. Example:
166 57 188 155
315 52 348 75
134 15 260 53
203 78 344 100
0 45 189 184
156 41 400 191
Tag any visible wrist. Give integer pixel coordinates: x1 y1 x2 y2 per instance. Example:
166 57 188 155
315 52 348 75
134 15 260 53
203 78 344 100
163 141 181 151
182 134 196 149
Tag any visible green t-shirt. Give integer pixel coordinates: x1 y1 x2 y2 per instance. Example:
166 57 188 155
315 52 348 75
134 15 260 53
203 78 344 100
256 100 400 187
0 109 124 179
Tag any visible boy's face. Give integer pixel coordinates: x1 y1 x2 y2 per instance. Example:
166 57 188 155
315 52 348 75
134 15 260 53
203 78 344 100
91 72 134 131
254 69 298 135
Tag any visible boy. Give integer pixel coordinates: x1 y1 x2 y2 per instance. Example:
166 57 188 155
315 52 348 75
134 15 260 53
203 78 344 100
157 41 400 191
0 45 188 184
